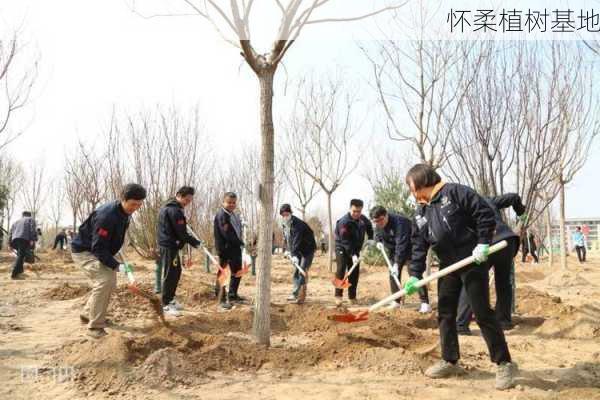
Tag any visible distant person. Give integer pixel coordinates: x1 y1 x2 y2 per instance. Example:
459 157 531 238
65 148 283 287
53 229 68 250
521 231 539 263
157 186 202 316
7 211 38 280
572 226 586 263
320 232 327 255
71 183 147 339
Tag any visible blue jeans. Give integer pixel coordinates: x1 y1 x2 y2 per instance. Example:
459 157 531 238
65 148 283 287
292 252 314 297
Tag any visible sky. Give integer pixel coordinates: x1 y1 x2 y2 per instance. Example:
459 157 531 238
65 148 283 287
1 0 600 227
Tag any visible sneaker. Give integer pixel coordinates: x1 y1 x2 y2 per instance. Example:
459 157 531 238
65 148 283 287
425 360 465 378
419 303 432 313
335 297 343 306
286 294 298 302
499 322 515 331
496 362 517 390
10 275 24 280
169 299 184 311
80 315 113 326
163 304 181 317
219 302 233 311
387 301 401 310
457 326 472 336
86 328 107 339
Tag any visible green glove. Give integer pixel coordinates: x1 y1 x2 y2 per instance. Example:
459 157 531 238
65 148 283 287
403 276 419 296
472 244 490 265
518 213 528 225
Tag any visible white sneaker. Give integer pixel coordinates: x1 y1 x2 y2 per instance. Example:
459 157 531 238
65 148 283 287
169 299 184 311
419 303 432 313
387 301 401 310
163 304 181 317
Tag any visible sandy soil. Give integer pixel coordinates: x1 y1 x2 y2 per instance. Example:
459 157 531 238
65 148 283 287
0 249 599 400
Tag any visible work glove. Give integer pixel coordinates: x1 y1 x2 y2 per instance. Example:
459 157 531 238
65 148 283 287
292 256 300 266
118 262 133 274
403 276 419 296
518 213 528 225
472 244 490 265
365 239 376 248
284 251 291 258
352 255 359 265
391 263 399 277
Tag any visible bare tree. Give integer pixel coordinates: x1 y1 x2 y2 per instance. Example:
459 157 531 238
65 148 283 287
48 178 66 234
21 161 47 220
0 31 38 151
0 155 23 233
286 74 360 271
127 0 404 345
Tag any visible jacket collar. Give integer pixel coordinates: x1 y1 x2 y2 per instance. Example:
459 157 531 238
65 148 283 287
418 181 446 205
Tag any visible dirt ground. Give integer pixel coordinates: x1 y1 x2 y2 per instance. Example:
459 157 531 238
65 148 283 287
0 249 599 400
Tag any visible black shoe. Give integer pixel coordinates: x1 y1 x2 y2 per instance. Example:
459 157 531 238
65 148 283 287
457 327 472 336
86 328 108 339
228 294 246 303
10 275 24 280
219 302 233 311
499 322 515 331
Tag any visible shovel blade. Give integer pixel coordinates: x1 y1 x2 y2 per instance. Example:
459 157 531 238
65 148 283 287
235 264 250 278
328 311 369 323
332 277 351 289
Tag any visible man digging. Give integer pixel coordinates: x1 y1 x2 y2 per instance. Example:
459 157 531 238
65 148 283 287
71 183 147 339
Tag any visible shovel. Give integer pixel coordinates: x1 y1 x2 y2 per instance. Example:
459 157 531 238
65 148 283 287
376 242 402 289
332 254 362 289
118 251 166 325
329 240 508 323
285 253 307 278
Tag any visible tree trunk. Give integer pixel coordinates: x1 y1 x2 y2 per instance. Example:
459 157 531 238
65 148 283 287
326 192 334 272
559 179 567 270
252 70 275 346
72 212 77 233
546 204 553 267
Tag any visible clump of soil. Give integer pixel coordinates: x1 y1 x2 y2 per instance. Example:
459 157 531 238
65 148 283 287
109 283 162 323
516 285 564 318
535 304 600 339
44 283 91 300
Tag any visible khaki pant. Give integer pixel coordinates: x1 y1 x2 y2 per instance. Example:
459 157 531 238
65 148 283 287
72 251 117 329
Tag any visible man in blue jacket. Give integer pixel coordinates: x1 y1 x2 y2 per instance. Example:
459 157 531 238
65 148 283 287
334 199 374 305
8 211 38 279
370 205 431 312
157 186 202 316
280 203 317 304
71 183 146 338
403 164 516 390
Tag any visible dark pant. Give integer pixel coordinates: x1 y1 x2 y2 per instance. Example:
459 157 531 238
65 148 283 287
438 261 511 365
292 252 314 297
390 264 429 304
160 247 182 306
53 237 65 250
334 249 360 299
457 239 516 329
215 250 242 302
10 239 29 278
575 245 586 262
521 248 539 263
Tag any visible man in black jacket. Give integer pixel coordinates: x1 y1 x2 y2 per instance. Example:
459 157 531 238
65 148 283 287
334 199 374 305
280 203 317 304
402 164 516 390
8 211 38 279
370 205 430 312
53 229 68 251
214 192 245 310
157 186 202 316
456 193 526 334
71 183 146 338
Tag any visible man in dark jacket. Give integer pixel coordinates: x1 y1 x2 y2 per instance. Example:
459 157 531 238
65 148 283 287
457 193 526 334
403 164 516 390
280 203 317 304
8 211 38 279
370 205 430 312
157 186 202 316
71 183 146 338
53 229 68 250
334 199 374 305
521 231 539 263
214 192 245 310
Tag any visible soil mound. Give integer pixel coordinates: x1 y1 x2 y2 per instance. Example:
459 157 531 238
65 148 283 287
44 283 90 300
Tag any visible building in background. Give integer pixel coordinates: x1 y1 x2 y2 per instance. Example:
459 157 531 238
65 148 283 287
551 218 600 253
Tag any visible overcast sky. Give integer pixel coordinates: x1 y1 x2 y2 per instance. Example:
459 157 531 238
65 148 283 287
2 0 600 226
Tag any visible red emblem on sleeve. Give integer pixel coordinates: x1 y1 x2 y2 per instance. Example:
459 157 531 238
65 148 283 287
98 228 109 238
176 219 185 225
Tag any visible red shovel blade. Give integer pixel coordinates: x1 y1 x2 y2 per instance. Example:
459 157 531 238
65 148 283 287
217 265 230 287
234 264 250 278
332 276 351 289
328 310 369 323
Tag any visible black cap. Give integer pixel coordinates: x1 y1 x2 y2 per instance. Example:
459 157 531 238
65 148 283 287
279 203 292 215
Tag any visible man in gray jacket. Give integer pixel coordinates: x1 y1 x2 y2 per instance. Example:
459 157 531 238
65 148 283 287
8 211 38 279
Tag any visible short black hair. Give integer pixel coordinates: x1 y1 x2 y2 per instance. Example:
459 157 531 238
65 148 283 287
176 186 195 197
406 163 442 191
576 226 581 231
22 211 32 217
350 199 364 208
369 205 388 219
223 191 237 200
121 183 147 201
279 203 292 215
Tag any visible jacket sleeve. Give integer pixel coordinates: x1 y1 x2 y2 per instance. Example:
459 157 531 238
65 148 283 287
30 219 38 242
394 219 412 266
290 222 304 259
169 207 201 248
409 219 429 278
365 217 374 240
335 220 354 255
454 185 496 245
91 214 120 269
8 224 13 244
489 193 526 216
215 212 243 251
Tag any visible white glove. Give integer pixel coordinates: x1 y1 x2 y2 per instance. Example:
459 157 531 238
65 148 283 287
352 255 359 265
284 251 291 258
118 263 125 273
472 244 490 264
391 263 399 277
365 239 376 247
291 256 300 266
